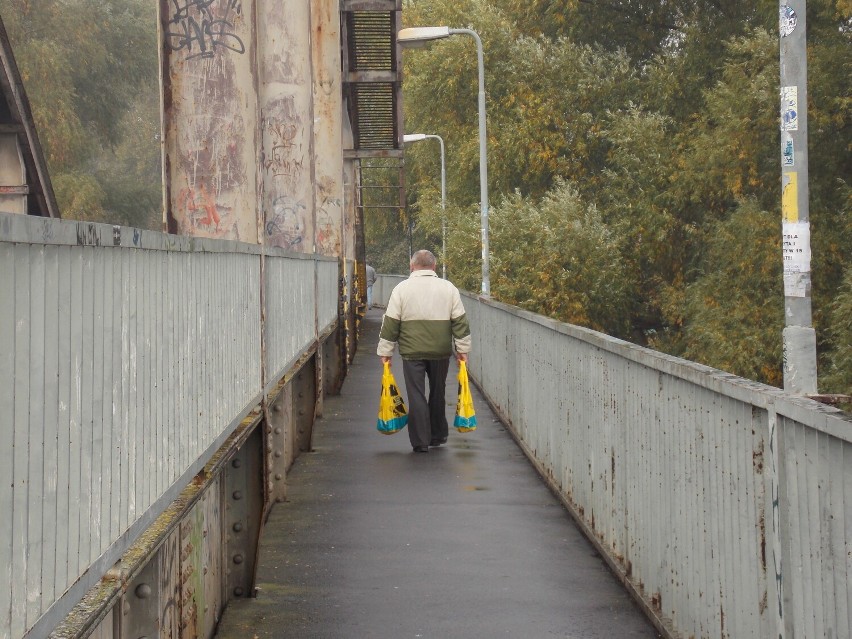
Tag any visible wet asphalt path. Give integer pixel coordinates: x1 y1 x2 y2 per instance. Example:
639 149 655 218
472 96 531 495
215 309 660 639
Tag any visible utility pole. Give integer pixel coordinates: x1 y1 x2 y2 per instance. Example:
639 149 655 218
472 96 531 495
779 1 817 394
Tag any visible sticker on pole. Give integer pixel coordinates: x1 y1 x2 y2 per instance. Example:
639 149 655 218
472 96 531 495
782 133 795 167
782 222 811 274
779 6 798 37
784 272 810 298
781 87 798 131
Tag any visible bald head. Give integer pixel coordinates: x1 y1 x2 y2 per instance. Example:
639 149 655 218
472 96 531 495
410 250 437 272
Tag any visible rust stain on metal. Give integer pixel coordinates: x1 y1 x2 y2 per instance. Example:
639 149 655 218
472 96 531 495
651 591 662 613
610 449 615 494
752 438 765 474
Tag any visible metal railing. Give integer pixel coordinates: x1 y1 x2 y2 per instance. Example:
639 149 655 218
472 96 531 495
0 214 338 639
375 275 852 639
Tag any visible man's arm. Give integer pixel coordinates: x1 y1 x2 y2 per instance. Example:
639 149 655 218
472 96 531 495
450 290 471 357
377 287 402 360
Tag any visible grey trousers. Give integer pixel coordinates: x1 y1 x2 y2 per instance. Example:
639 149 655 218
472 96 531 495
401 358 450 448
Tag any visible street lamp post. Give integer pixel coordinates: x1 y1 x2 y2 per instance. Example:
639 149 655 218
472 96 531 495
403 133 447 278
398 26 490 296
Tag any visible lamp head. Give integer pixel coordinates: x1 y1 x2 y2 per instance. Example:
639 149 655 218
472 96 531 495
397 26 451 48
403 134 427 143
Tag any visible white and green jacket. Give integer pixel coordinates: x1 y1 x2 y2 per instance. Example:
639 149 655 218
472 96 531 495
377 270 472 360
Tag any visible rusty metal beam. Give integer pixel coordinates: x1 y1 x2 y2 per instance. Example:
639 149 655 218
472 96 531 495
342 0 401 11
347 70 398 83
343 149 404 159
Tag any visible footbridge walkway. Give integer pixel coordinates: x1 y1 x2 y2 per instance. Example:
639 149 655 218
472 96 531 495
3 217 851 639
214 308 659 638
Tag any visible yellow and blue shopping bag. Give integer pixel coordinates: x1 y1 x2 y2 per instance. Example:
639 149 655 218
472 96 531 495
377 361 408 434
454 360 477 432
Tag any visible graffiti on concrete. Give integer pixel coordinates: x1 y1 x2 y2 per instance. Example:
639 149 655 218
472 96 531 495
165 0 246 60
264 121 303 180
315 182 342 255
177 179 235 235
266 195 306 249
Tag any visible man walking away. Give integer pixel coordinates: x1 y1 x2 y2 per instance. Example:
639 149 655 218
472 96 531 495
377 250 471 453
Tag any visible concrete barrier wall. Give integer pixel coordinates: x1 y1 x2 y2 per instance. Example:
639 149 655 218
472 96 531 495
0 214 338 639
374 275 852 639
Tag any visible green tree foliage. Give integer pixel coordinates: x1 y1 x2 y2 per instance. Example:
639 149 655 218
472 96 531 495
676 199 784 386
1 0 161 228
394 0 851 392
94 83 163 229
594 107 688 339
491 183 632 336
822 266 852 396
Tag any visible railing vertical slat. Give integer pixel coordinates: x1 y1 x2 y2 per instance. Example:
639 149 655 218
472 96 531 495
723 393 738 637
0 245 13 631
188 253 198 469
782 419 801 638
105 247 120 547
844 444 852 636
177 252 187 480
679 378 691 627
802 425 820 639
138 251 148 514
41 246 60 609
118 248 130 535
55 246 72 594
744 404 763 638
130 247 143 526
26 246 45 626
68 247 84 588
80 246 97 573
816 430 832 637
152 252 162 501
91 247 106 561
12 244 30 637
830 441 850 638
693 383 707 636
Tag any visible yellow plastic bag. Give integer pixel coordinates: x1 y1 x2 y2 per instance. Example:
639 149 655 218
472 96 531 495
377 361 408 434
454 360 477 432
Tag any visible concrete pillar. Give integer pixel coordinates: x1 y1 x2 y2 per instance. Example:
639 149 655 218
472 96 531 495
311 0 345 258
257 0 316 252
159 0 261 242
342 108 358 262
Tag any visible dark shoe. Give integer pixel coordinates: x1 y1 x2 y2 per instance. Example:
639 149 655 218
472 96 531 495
413 446 429 453
429 437 447 447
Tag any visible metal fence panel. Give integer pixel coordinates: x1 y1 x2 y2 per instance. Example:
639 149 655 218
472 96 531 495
318 258 339 329
265 253 317 382
453 290 852 639
0 214 338 639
